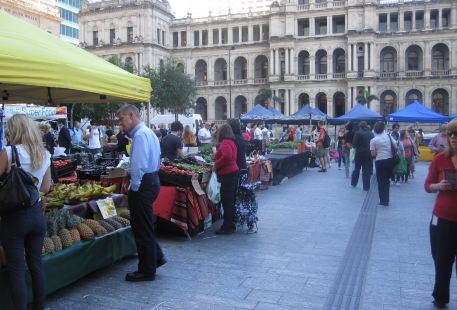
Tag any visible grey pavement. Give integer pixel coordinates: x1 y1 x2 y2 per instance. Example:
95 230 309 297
45 162 457 310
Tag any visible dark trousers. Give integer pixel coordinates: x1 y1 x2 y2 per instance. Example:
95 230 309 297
337 146 343 168
128 173 164 275
351 152 373 190
0 204 46 310
375 158 394 205
430 217 457 304
219 171 239 230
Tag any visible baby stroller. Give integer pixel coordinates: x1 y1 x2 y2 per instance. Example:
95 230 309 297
329 149 339 163
234 171 258 233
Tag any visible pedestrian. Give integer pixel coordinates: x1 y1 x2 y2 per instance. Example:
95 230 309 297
40 123 55 156
400 129 416 183
390 131 404 186
117 105 165 282
370 121 394 206
160 121 184 161
343 122 355 178
182 125 197 147
198 122 212 145
417 128 425 146
84 120 103 155
316 121 329 172
296 126 302 141
0 114 52 310
116 130 129 154
391 122 400 137
424 119 457 309
57 119 71 154
253 123 263 140
407 126 420 178
337 126 345 170
351 121 374 191
71 121 83 145
158 123 168 138
213 124 239 234
429 124 448 155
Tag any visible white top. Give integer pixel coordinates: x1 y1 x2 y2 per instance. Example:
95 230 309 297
198 128 212 144
86 127 102 149
254 127 263 140
6 145 51 191
370 132 393 161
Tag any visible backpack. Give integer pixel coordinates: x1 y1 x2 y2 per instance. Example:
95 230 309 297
323 130 331 148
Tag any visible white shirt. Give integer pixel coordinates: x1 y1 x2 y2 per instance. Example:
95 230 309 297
6 145 51 191
254 127 263 140
370 132 393 161
198 128 212 144
86 127 102 149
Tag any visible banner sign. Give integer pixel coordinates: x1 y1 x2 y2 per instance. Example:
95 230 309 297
4 106 67 119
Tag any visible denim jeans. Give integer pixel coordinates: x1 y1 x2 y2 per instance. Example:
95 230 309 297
0 203 46 310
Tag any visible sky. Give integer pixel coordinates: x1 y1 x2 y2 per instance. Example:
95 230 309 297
169 0 229 19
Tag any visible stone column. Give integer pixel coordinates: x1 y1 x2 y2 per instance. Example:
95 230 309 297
209 29 213 46
290 89 295 114
290 48 295 75
412 11 416 31
327 53 333 78
327 98 333 117
248 25 253 42
452 5 457 28
285 89 290 116
364 43 369 71
399 11 404 31
190 30 194 47
425 8 431 29
285 48 290 75
399 43 406 75
270 49 275 75
310 17 315 36
177 31 181 47
310 55 316 77
239 27 242 43
219 28 222 45
438 8 442 29
208 57 214 82
353 44 358 73
387 13 391 32
371 43 376 72
348 44 352 71
275 49 280 75
424 42 432 75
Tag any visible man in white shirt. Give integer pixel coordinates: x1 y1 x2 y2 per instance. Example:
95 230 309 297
198 122 212 144
253 123 263 140
84 120 103 155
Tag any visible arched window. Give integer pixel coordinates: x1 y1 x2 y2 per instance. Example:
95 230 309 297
195 60 207 82
432 89 449 115
380 47 397 73
298 51 310 75
318 55 327 74
432 44 449 71
316 92 327 114
407 51 418 71
380 91 397 116
405 89 422 105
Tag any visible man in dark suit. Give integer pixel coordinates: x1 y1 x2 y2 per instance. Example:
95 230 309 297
57 119 72 154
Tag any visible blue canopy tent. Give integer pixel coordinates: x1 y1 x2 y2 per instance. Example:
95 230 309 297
448 113 457 119
240 104 280 123
268 107 284 117
278 104 327 125
328 103 384 125
387 101 450 123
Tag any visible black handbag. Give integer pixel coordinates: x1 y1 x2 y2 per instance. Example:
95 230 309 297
0 146 40 215
389 136 400 166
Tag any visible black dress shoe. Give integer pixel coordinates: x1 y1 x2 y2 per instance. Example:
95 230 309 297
215 228 235 235
125 271 155 282
157 257 167 268
433 300 446 309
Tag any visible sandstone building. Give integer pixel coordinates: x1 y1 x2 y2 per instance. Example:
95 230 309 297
80 0 457 121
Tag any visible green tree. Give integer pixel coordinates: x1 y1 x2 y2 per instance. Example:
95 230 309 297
356 90 379 106
106 55 135 73
143 60 197 120
255 88 281 108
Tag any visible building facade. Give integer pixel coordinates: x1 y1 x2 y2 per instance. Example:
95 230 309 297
0 0 61 36
57 0 80 44
80 0 457 121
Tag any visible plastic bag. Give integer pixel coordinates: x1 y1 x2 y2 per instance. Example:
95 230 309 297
206 172 221 204
393 156 408 175
349 148 356 162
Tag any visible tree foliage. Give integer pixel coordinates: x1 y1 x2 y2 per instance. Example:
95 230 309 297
255 88 281 108
143 60 197 119
356 90 379 106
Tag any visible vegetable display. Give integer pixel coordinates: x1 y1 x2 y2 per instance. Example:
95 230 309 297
43 183 117 208
268 142 299 149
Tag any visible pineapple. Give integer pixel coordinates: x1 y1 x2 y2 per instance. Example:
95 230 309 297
99 220 115 233
42 237 55 255
76 223 94 240
94 226 107 237
105 218 122 230
69 228 80 243
113 216 130 227
67 213 84 229
120 210 130 221
58 229 73 249
51 235 63 252
84 219 101 232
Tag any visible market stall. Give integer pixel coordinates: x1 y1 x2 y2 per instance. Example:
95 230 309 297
266 152 311 185
0 11 151 309
327 103 384 125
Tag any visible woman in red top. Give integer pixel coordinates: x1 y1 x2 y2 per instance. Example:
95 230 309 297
214 124 239 234
400 129 414 183
424 119 457 309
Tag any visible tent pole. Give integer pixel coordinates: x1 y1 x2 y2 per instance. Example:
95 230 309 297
146 101 151 127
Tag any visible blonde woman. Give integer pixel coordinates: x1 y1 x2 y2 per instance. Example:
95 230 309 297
0 114 51 310
182 125 197 146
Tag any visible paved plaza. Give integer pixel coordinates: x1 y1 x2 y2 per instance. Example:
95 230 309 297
46 162 457 310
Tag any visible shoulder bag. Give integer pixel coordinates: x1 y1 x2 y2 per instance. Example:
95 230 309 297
0 146 40 215
389 136 400 165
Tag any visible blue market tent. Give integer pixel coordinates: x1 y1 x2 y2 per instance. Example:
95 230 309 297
387 101 450 123
449 113 457 119
268 107 284 117
279 104 327 124
328 103 384 124
240 104 279 122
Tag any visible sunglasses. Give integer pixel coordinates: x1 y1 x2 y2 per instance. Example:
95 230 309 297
448 131 457 137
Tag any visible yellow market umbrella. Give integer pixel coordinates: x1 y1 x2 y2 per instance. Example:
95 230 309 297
0 11 151 104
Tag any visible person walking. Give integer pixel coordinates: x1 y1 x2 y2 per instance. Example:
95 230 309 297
429 124 448 155
160 121 184 161
0 114 52 310
182 125 197 147
370 121 394 206
337 126 345 170
213 124 239 234
400 129 416 183
40 123 55 156
351 121 374 191
198 122 212 145
407 126 420 179
391 131 405 186
424 119 457 309
343 122 355 178
84 120 103 155
117 105 165 282
57 119 71 154
70 121 83 145
316 121 329 172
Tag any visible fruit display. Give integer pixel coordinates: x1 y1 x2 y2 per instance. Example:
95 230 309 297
268 142 299 149
53 159 74 168
44 183 117 208
53 159 77 177
160 165 195 176
171 163 209 174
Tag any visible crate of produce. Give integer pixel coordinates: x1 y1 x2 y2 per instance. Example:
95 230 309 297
106 167 128 178
76 165 107 181
53 159 77 177
271 148 299 154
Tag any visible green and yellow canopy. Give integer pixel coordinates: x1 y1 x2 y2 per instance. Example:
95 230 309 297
0 11 151 104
